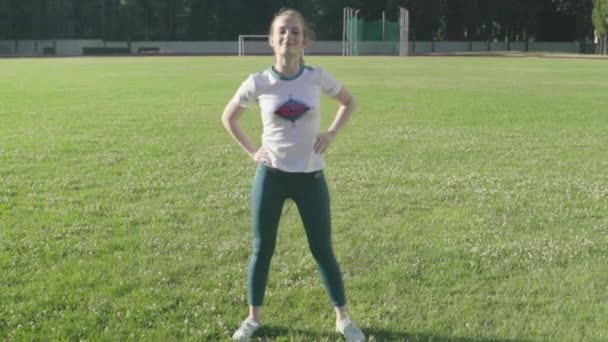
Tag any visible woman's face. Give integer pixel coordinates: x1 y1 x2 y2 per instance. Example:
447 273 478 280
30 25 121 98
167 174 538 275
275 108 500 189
269 14 306 57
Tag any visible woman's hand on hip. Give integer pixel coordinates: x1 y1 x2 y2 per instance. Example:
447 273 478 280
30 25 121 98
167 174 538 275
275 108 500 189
251 146 271 165
314 130 337 154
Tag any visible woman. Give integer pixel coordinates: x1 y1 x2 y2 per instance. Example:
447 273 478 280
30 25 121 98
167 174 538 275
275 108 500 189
221 8 365 342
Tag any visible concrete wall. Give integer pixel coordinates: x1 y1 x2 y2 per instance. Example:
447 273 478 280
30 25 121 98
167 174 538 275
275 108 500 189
410 41 585 54
0 39 589 56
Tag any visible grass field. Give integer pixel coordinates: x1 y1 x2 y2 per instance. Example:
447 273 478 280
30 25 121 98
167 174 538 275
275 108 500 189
1 56 607 341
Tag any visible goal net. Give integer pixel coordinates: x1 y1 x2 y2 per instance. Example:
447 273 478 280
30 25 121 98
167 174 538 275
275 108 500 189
343 7 409 56
238 35 272 56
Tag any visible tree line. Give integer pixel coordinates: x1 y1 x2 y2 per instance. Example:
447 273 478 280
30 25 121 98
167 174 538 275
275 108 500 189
0 0 606 49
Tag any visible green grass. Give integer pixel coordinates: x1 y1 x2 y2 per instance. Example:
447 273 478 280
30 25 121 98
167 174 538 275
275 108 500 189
1 56 607 341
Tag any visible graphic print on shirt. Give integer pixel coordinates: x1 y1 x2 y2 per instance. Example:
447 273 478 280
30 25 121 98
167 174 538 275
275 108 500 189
273 95 311 125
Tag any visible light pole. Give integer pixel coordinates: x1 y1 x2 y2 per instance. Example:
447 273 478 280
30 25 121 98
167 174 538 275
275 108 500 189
353 9 360 55
101 0 105 46
120 0 132 53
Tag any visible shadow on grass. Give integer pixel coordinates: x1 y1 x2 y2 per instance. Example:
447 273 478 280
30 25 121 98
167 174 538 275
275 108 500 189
365 327 529 342
254 325 529 341
253 325 329 340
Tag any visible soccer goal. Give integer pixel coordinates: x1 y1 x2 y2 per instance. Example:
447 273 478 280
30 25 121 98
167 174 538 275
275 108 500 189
343 7 409 56
238 35 272 56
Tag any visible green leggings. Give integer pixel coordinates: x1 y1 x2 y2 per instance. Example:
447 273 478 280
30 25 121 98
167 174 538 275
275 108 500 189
247 164 346 307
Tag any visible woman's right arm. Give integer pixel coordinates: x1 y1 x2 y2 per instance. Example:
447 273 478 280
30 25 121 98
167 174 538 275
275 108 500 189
221 101 269 163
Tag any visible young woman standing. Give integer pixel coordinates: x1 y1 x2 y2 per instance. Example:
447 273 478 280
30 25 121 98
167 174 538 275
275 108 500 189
221 8 365 342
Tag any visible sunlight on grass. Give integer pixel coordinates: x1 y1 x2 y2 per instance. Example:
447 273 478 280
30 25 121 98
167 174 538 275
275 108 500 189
1 56 607 341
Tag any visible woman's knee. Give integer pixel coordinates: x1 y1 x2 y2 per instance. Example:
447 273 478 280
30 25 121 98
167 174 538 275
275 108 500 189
252 241 276 261
309 243 336 264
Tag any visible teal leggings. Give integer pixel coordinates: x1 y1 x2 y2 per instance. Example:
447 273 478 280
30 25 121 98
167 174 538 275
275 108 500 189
248 164 346 307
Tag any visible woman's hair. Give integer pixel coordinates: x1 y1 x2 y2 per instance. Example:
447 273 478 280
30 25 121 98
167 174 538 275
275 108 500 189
269 8 314 65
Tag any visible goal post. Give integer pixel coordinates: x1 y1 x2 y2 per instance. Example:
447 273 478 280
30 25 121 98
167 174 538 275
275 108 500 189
238 34 307 58
238 35 270 56
400 7 409 56
343 7 409 56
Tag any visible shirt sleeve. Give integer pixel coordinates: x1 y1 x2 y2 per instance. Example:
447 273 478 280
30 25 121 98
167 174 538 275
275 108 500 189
230 75 256 108
318 68 342 97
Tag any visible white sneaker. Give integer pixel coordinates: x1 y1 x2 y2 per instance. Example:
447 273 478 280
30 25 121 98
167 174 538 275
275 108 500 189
231 318 261 341
336 318 365 342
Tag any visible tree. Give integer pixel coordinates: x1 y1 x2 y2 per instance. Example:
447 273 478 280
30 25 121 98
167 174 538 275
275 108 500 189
490 0 543 50
407 0 442 41
478 0 498 49
536 0 578 42
430 0 483 52
592 0 608 54
188 0 208 40
72 0 104 38
118 0 135 50
0 0 12 39
237 0 275 37
552 0 594 52
313 0 358 40
493 0 516 48
444 0 481 43
103 0 124 41
0 0 599 49
518 0 544 51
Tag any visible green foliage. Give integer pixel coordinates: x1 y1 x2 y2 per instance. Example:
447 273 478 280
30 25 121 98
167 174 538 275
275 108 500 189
404 0 442 41
592 0 608 53
0 0 10 39
0 0 599 42
1 56 608 341
593 0 608 36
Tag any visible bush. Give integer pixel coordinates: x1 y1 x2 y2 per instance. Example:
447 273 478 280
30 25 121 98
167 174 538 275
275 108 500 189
138 47 160 54
82 47 131 55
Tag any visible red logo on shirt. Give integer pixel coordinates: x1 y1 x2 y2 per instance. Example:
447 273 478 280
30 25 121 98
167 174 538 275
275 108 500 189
274 98 310 123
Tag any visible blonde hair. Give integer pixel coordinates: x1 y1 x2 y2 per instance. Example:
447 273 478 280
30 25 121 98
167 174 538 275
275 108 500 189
269 8 313 65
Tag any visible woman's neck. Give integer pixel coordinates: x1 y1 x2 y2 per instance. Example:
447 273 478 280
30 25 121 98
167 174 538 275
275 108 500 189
273 56 302 77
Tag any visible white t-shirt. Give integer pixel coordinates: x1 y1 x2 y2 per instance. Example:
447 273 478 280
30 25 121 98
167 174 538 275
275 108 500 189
231 66 342 173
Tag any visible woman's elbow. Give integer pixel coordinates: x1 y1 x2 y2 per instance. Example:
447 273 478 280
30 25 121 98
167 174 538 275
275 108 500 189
221 103 241 127
221 115 238 133
346 96 357 111
221 113 231 126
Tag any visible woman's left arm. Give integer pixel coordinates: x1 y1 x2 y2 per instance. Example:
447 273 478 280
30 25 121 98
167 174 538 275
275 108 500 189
314 86 357 154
